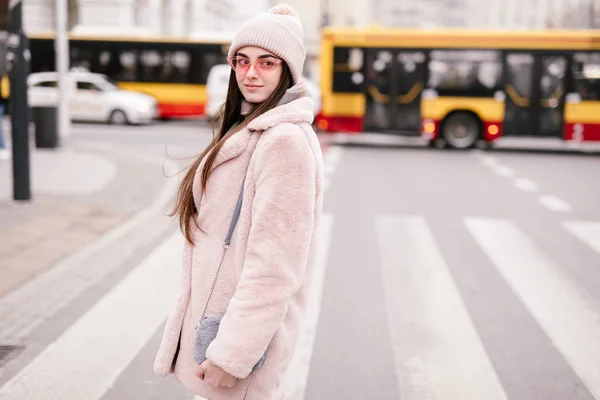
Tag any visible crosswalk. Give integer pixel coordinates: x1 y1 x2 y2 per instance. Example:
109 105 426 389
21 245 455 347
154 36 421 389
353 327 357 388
466 218 600 400
373 215 600 400
563 221 600 255
376 216 508 400
0 233 183 400
1 214 600 400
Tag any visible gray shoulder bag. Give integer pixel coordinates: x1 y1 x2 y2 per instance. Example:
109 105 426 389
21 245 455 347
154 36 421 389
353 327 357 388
193 177 267 372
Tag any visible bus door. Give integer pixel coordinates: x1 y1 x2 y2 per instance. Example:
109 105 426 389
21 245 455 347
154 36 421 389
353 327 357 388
395 51 427 134
504 53 568 137
364 49 427 134
537 55 568 137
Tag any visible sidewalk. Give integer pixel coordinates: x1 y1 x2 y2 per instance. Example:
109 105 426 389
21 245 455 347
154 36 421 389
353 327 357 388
0 131 168 298
0 123 334 299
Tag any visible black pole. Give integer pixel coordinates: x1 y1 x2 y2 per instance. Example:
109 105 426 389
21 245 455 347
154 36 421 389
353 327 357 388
7 0 30 201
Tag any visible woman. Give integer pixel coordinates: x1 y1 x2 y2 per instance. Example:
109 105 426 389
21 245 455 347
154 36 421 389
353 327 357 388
154 4 324 400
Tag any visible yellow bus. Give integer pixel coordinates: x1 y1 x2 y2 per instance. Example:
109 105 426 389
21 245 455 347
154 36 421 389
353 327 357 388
317 28 600 148
28 32 231 119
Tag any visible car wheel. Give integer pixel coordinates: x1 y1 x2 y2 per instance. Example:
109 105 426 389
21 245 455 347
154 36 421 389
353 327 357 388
442 112 481 149
109 109 129 125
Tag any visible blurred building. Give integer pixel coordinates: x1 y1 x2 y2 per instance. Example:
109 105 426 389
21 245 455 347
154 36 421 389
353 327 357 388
468 0 598 29
373 0 468 28
325 0 373 27
554 0 600 28
21 0 600 38
319 0 599 30
23 0 241 36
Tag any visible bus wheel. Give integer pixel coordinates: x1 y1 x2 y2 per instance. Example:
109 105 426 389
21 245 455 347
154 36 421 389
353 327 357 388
442 112 480 149
109 109 129 125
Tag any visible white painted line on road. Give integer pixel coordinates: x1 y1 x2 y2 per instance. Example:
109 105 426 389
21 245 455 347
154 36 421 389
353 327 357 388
320 147 342 193
466 218 600 400
538 195 572 213
493 165 516 178
477 155 498 167
375 215 507 400
513 178 538 193
281 214 333 400
563 221 600 255
0 233 182 400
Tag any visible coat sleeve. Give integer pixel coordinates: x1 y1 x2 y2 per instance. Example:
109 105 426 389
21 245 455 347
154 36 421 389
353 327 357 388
205 125 316 379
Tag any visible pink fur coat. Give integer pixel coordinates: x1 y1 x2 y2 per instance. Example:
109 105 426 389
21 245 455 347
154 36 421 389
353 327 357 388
154 94 324 400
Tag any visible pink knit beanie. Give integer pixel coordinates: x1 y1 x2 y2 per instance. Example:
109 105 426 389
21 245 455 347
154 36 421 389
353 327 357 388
228 4 306 85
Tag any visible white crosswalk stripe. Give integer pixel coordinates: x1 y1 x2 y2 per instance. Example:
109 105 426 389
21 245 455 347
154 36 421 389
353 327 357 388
375 215 508 400
3 214 600 400
282 214 334 400
563 221 600 255
538 195 572 212
466 218 600 400
0 233 183 400
0 215 337 400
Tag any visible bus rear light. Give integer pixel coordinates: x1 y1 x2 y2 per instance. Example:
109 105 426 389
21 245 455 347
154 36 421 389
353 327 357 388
487 124 499 136
421 119 439 140
483 122 503 141
424 122 436 133
317 118 329 131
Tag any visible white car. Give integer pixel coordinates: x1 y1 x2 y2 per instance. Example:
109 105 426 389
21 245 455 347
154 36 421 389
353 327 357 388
205 64 322 119
28 72 158 125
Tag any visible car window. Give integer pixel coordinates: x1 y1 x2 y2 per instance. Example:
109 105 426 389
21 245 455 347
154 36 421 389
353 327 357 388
98 75 119 91
77 81 102 91
33 80 57 88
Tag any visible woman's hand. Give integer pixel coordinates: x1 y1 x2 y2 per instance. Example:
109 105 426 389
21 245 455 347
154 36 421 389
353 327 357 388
196 359 238 388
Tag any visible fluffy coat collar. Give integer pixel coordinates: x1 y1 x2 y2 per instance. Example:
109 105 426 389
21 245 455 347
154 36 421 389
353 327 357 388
213 82 314 168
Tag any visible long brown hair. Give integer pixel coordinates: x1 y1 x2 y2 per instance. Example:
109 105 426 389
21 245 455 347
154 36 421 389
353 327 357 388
171 62 293 244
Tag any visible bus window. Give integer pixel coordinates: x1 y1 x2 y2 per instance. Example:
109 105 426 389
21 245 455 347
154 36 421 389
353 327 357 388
118 50 138 81
189 47 227 85
70 43 137 82
506 53 534 100
332 47 364 93
30 39 55 73
168 51 191 83
139 50 162 82
427 50 502 97
573 52 600 101
139 50 191 83
98 51 114 75
70 45 110 73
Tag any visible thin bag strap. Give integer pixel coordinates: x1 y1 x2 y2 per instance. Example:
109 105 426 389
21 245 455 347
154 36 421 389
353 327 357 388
198 177 246 323
225 178 245 246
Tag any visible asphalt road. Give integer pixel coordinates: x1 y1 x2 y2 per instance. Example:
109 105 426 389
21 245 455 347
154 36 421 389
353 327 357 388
1 122 599 400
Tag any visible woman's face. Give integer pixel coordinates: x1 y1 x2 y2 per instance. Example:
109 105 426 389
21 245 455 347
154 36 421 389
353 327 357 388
231 46 283 104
